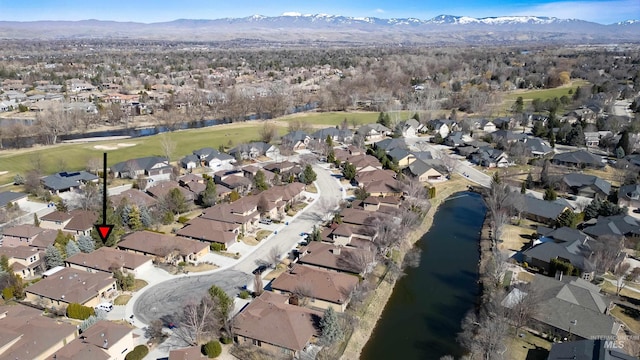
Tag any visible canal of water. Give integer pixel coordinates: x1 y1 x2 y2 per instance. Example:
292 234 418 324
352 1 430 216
361 191 486 360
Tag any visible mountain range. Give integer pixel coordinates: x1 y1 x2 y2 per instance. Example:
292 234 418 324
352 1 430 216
1 14 638 44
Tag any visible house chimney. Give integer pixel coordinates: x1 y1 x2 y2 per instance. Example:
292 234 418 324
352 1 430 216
103 339 108 348
334 246 341 255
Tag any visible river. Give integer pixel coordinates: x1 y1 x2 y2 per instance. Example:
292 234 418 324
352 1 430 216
361 191 486 360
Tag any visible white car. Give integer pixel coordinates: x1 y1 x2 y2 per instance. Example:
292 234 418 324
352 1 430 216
95 302 113 312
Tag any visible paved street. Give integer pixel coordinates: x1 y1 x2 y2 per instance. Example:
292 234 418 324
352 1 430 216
131 163 343 329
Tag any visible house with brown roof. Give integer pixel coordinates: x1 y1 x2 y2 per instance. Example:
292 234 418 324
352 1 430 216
213 171 253 194
270 264 359 312
351 196 400 212
147 180 196 202
169 346 207 360
233 291 322 357
52 320 135 360
0 245 43 278
65 246 153 276
355 169 403 197
110 188 158 209
200 197 260 233
297 242 375 275
39 210 99 239
0 224 57 248
24 267 116 310
0 303 77 360
176 217 239 248
118 231 210 264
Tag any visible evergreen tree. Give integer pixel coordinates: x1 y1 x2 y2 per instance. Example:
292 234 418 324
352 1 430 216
616 146 626 159
540 160 550 187
301 165 317 185
44 245 64 269
549 132 556 148
165 188 188 214
512 96 524 115
77 235 95 253
525 172 534 189
617 130 631 157
66 240 80 258
33 213 40 227
543 187 557 201
342 162 356 181
377 112 390 128
327 149 336 164
584 199 601 220
120 204 132 227
556 209 578 228
320 307 343 345
128 206 143 230
520 181 527 194
56 199 68 212
199 177 217 207
139 206 153 228
309 225 322 242
326 134 334 147
253 170 268 191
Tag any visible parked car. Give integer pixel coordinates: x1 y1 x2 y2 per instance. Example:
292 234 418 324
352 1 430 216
259 218 272 225
95 302 113 312
252 265 268 275
633 208 640 214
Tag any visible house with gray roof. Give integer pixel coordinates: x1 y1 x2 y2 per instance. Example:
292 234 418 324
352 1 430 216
520 137 553 157
513 194 571 224
548 339 636 360
229 142 280 160
562 174 611 200
618 184 640 209
41 171 98 193
552 150 605 169
281 130 311 151
311 127 353 143
192 147 234 168
356 123 391 141
504 275 619 340
374 138 407 152
395 118 424 137
402 159 446 182
180 154 200 170
110 156 171 178
583 215 640 240
523 235 595 279
444 131 465 147
0 191 28 209
469 147 510 168
491 129 527 144
427 119 455 138
387 147 415 168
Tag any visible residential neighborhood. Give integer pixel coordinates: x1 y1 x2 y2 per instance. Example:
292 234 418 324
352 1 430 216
0 16 639 360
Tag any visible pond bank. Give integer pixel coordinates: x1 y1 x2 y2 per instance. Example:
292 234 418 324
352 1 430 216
341 177 474 360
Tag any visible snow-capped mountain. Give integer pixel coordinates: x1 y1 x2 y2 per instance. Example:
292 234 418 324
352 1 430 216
0 14 637 44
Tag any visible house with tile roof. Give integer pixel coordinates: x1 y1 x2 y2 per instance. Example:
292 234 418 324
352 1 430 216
0 303 77 360
65 246 153 276
552 150 605 169
0 245 44 278
233 291 322 357
270 264 359 312
110 156 171 178
618 184 640 209
547 339 636 360
118 231 210 264
24 267 116 310
52 320 135 360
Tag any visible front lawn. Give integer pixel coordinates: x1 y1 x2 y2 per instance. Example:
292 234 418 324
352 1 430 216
133 279 148 291
256 230 272 241
113 294 132 305
611 305 640 335
505 329 552 360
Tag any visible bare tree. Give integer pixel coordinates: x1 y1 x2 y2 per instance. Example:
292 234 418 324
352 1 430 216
591 235 625 275
253 273 264 296
259 122 278 143
440 151 458 175
337 246 376 275
292 283 314 306
174 296 218 346
267 246 282 268
615 262 631 296
160 133 176 162
504 282 543 335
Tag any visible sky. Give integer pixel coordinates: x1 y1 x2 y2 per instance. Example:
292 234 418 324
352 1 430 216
0 0 638 25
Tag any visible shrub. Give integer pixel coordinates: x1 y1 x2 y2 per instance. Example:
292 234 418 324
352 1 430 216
66 303 95 320
220 336 233 344
210 243 225 252
177 216 189 224
202 340 222 358
2 287 14 300
125 345 149 360
238 290 250 299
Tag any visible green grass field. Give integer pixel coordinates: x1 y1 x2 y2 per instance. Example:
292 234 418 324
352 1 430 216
503 80 590 103
0 111 407 185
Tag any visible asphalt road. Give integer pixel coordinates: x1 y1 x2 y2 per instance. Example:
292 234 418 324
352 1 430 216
133 163 343 326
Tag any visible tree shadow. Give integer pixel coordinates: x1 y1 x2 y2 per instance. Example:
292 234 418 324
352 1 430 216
526 346 549 360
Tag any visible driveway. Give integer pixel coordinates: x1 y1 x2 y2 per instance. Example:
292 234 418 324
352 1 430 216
131 164 343 328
